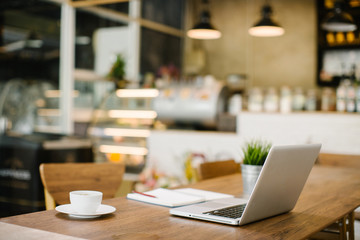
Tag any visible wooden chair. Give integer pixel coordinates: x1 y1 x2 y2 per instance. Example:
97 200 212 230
197 159 240 181
317 153 360 168
39 162 125 210
317 152 360 219
310 152 360 240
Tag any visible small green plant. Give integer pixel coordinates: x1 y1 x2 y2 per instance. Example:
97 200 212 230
242 140 272 165
107 54 125 80
107 54 127 88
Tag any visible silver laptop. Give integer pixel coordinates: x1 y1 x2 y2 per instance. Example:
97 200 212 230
170 143 321 226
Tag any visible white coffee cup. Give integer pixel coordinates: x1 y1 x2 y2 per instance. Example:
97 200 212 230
70 190 103 214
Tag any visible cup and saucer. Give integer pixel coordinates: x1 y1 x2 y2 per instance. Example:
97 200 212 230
55 190 116 219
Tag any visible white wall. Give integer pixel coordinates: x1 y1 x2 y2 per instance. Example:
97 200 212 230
185 0 317 89
237 112 360 155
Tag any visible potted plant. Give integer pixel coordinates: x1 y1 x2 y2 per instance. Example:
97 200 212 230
241 140 272 197
107 54 127 89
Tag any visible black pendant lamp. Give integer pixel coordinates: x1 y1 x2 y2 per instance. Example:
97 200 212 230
187 0 221 40
248 4 284 37
321 1 357 32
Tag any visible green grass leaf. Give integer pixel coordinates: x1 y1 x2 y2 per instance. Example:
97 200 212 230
242 140 272 165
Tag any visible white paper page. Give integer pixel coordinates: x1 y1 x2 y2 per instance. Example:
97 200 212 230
127 188 205 207
174 188 234 201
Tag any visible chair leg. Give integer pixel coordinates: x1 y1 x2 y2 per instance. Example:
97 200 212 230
338 210 355 240
308 210 356 240
339 216 347 240
347 211 355 240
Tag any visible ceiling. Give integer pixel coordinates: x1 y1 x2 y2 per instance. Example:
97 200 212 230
0 0 128 52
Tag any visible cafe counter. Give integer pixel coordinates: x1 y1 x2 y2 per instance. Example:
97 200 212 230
147 111 360 180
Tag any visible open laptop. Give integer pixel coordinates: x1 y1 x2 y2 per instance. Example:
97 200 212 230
170 143 321 226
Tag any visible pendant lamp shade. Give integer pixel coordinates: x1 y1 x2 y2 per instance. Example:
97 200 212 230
321 1 357 32
249 4 284 37
187 1 221 40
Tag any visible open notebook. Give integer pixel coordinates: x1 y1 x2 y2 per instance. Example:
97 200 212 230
127 188 234 207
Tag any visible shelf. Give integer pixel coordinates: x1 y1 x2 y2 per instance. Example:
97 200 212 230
317 0 360 86
88 88 158 174
68 0 129 8
74 69 107 82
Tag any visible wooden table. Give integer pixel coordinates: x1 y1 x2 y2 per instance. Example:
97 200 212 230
1 166 360 240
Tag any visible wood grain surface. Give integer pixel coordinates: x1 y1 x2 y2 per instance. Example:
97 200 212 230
2 166 360 240
39 162 125 205
197 159 240 181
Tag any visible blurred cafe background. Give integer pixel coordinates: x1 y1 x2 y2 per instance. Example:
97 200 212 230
0 0 360 217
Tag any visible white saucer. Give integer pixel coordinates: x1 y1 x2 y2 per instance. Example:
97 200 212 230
55 204 116 219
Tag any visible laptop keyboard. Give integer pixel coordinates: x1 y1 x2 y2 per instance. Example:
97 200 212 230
203 204 246 219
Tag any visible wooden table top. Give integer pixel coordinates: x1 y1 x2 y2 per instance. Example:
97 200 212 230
1 165 360 240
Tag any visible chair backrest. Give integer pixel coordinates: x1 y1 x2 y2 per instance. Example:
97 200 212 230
317 153 360 168
197 160 240 181
316 152 360 221
39 162 125 209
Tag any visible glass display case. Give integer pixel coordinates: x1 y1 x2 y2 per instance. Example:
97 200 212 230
87 88 159 174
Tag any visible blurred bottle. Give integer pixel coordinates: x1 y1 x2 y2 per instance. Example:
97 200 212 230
336 81 347 112
228 94 242 115
346 64 357 113
321 87 336 111
292 87 305 111
280 86 292 113
356 85 360 113
248 88 263 112
263 87 279 112
346 81 356 113
352 64 360 113
305 89 317 111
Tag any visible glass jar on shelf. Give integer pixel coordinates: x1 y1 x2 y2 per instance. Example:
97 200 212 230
280 86 292 114
322 87 336 111
263 87 279 112
336 82 347 112
292 87 305 111
356 85 360 113
247 88 263 112
305 89 317 111
346 81 356 112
